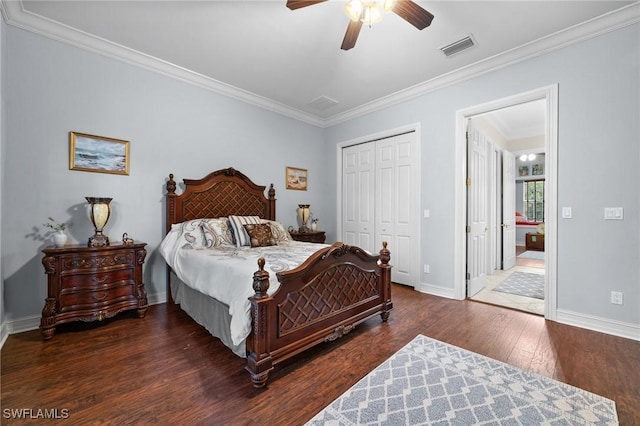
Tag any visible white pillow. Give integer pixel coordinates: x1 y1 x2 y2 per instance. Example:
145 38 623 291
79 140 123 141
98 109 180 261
228 215 262 247
262 219 292 242
201 218 235 248
173 219 206 249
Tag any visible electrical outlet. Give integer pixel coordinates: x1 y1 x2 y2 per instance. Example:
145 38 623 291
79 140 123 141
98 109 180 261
611 291 623 305
423 264 430 274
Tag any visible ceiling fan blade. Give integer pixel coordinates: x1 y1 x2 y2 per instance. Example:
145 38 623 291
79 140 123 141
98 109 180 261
286 0 327 10
392 0 434 30
341 20 363 51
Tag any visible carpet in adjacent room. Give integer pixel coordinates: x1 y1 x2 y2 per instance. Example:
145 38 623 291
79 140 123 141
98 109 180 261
517 250 545 260
492 271 544 300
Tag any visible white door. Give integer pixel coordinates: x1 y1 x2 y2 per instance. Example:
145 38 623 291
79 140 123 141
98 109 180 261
342 143 375 253
375 133 418 286
502 151 517 270
466 121 489 297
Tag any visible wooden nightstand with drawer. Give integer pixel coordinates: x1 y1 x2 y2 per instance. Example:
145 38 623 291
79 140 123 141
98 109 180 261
40 242 148 340
290 230 326 244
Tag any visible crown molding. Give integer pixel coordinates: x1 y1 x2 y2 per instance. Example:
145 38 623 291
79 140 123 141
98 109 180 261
0 0 325 127
2 1 638 129
323 2 640 127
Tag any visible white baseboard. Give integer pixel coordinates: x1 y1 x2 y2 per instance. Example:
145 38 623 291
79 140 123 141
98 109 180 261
0 321 8 349
556 309 640 342
415 282 459 300
147 291 167 306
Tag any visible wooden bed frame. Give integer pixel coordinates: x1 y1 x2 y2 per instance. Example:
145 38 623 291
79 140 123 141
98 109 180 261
165 167 392 387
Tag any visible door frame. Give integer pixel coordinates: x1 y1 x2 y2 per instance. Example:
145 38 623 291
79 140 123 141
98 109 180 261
336 122 421 287
454 85 558 320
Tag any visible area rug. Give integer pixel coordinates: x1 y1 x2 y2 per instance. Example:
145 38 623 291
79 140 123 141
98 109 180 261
492 271 544 300
306 335 618 425
517 250 545 260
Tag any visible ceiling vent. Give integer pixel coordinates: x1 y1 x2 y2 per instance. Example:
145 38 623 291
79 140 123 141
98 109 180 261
440 34 476 57
307 95 339 111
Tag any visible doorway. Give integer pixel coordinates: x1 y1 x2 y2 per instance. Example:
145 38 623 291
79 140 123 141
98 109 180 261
467 104 546 315
454 85 558 321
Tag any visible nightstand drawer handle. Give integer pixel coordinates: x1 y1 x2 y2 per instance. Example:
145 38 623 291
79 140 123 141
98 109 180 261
92 292 109 301
92 275 109 284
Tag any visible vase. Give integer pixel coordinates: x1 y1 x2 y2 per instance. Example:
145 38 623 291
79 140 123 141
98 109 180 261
52 230 68 247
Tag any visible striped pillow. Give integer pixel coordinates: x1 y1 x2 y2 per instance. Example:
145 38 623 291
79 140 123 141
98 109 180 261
228 215 262 247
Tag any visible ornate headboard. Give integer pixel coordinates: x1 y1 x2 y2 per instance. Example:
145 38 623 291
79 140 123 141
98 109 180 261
165 167 276 233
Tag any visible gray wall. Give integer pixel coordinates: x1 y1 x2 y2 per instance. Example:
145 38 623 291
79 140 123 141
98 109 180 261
325 24 640 327
2 19 639 337
0 16 5 333
2 26 327 321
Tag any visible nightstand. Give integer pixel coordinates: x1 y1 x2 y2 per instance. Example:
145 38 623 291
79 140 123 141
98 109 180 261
290 230 326 244
40 242 148 340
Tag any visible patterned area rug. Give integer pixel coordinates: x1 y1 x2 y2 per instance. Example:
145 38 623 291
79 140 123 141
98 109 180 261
493 271 544 299
518 250 545 260
307 335 618 425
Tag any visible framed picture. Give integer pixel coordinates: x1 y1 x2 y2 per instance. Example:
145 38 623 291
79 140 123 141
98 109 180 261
69 132 130 175
286 166 307 191
518 165 529 176
532 164 544 175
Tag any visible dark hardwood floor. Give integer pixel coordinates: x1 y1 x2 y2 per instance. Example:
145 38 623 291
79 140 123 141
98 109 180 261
2 284 639 425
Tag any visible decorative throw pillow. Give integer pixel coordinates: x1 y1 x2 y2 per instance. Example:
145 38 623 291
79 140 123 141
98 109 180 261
175 219 206 249
262 220 292 242
201 218 235 248
229 215 262 247
243 223 276 248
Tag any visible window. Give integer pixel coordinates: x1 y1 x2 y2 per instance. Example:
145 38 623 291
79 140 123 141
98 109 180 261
524 179 545 222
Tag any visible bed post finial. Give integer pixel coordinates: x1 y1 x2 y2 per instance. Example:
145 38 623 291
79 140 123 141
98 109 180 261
379 241 390 266
167 173 176 195
252 257 270 299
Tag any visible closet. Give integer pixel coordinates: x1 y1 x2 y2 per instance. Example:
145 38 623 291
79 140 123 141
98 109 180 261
341 132 419 287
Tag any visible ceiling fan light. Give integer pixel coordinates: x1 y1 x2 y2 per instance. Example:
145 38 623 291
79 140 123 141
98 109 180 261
380 0 397 12
528 154 536 161
519 154 528 161
361 3 382 25
344 0 363 22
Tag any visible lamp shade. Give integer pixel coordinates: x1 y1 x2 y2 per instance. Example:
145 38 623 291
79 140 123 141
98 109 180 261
86 197 112 247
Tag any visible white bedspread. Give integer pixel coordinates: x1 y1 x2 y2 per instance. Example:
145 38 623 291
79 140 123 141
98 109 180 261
159 234 327 347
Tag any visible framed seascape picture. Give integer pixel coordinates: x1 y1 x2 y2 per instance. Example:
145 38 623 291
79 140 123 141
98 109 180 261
69 132 130 175
518 165 529 176
286 166 307 191
532 164 544 176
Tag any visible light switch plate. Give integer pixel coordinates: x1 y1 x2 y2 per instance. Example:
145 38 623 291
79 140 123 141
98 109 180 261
604 207 624 220
562 207 572 219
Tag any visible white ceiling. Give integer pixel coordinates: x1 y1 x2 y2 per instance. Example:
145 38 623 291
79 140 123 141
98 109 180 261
3 1 638 126
482 99 546 141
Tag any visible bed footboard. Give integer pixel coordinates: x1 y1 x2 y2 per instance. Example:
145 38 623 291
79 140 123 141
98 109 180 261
245 242 392 387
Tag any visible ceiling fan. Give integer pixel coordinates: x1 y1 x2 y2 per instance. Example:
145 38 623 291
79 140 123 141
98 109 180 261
286 0 434 50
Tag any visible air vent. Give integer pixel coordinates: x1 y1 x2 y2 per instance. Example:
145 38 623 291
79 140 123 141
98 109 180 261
307 95 339 111
440 34 476 57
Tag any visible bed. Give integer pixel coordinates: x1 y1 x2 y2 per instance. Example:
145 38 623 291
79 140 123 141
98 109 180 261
161 167 392 387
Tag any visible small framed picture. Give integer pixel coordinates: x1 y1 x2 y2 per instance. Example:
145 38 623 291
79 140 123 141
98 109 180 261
532 164 544 175
286 166 307 191
518 165 529 176
69 132 130 175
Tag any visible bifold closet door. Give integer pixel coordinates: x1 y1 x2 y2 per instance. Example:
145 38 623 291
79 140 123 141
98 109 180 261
376 134 418 286
342 143 375 253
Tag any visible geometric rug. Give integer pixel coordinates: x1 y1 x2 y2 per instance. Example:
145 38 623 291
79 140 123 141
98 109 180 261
518 250 545 260
493 271 544 300
306 335 618 425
